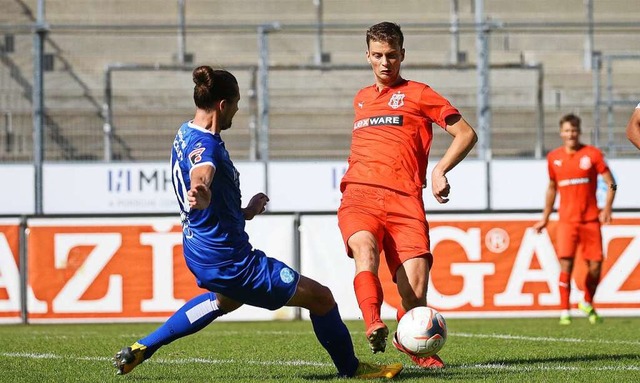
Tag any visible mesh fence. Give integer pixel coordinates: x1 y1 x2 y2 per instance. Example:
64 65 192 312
1 0 640 162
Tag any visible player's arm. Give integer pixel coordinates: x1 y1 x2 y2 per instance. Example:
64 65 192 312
188 165 214 210
533 179 557 233
626 108 640 150
242 193 269 220
431 115 478 203
599 170 616 225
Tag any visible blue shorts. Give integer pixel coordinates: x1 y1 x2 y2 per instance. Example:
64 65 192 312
186 249 300 311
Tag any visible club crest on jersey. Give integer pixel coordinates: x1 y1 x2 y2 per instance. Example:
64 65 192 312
388 92 405 109
579 155 592 170
280 268 295 284
188 147 206 166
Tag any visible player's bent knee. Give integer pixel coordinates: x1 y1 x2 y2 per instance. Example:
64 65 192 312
306 284 336 316
314 284 337 312
290 276 336 314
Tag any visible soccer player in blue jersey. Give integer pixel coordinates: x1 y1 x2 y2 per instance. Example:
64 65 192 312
112 66 402 379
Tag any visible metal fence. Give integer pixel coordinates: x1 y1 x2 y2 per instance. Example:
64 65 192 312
1 0 640 165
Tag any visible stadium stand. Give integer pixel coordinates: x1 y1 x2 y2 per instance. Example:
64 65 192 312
1 0 639 161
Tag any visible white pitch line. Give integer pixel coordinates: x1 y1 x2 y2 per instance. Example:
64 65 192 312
2 352 640 372
453 364 640 372
161 329 640 348
17 329 640 348
452 332 640 346
127 329 640 347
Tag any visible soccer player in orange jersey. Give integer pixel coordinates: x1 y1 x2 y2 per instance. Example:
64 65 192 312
626 103 640 149
337 21 477 369
533 113 616 325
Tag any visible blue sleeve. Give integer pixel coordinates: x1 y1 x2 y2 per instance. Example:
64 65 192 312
187 134 217 173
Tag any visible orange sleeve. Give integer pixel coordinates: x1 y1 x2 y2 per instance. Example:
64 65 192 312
592 148 610 174
547 153 556 181
418 86 460 128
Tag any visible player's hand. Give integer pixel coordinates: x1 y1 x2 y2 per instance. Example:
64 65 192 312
431 173 450 204
188 184 211 210
532 220 547 233
244 193 269 220
599 208 612 225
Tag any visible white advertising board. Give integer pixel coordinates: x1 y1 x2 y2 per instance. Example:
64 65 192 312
267 161 346 211
267 160 488 212
491 158 640 210
607 159 640 209
2 158 637 215
0 165 34 215
42 162 265 214
490 160 548 210
423 160 488 211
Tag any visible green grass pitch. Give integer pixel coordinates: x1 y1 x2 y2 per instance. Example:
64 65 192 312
1 317 639 382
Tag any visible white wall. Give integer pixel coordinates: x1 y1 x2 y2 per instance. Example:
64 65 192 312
2 159 639 215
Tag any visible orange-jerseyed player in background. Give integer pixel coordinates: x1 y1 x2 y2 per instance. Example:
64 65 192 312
337 21 477 369
533 113 616 325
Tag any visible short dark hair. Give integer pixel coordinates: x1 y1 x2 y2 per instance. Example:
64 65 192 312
192 66 238 111
559 113 581 131
366 22 404 49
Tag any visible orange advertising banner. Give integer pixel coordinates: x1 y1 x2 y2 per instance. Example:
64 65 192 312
0 220 21 323
378 215 640 316
26 218 206 322
14 214 640 322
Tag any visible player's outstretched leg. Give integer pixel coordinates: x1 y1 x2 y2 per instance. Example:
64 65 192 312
112 292 225 375
392 332 445 369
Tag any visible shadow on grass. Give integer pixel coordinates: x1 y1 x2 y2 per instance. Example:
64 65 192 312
385 353 640 381
299 353 640 381
476 352 640 366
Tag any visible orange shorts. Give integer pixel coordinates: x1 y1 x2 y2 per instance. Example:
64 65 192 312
337 183 430 278
556 220 603 261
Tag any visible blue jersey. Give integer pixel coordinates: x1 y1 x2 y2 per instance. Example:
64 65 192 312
171 121 251 266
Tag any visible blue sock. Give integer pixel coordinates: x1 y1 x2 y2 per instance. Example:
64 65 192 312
310 304 359 377
138 292 224 358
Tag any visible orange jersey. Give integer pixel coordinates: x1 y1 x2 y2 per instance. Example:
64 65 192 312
547 145 609 223
340 79 460 196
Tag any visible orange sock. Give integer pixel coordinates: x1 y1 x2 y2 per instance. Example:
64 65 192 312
396 307 406 323
584 273 598 304
559 271 571 310
353 271 383 327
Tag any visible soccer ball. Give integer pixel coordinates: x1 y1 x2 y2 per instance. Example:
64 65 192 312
395 306 447 357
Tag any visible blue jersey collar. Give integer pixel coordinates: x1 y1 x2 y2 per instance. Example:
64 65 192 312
187 120 216 135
